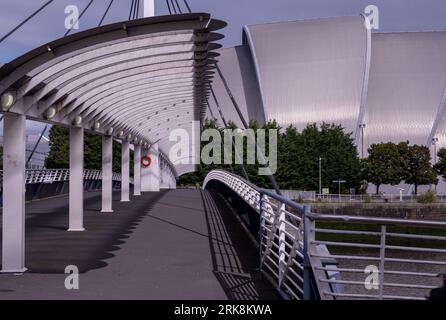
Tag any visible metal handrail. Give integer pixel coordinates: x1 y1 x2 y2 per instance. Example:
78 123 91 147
203 169 446 301
0 169 132 185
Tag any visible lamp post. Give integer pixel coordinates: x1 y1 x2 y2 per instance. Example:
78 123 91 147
398 188 404 202
333 179 347 202
359 123 366 158
318 157 322 197
433 137 439 192
433 137 439 165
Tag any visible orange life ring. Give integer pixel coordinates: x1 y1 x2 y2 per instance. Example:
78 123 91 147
141 155 152 168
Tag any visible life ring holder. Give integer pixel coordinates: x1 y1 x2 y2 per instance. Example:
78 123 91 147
141 155 152 168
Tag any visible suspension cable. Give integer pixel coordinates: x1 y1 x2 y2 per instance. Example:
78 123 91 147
205 99 234 173
133 0 140 19
210 87 250 181
174 0 182 13
98 0 114 27
26 125 48 168
64 0 94 37
215 64 282 194
165 0 172 14
170 0 178 14
183 0 192 13
0 0 55 44
128 0 135 20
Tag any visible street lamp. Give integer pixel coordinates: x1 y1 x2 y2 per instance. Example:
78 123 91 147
432 137 439 192
432 137 439 165
359 123 367 158
1 91 16 111
333 179 347 202
398 188 405 202
318 157 322 196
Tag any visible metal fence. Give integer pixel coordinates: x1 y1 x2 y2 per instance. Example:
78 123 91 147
315 193 446 203
203 169 446 300
306 214 446 300
0 169 131 185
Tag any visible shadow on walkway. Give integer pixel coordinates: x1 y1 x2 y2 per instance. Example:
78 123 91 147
0 190 167 273
201 190 279 300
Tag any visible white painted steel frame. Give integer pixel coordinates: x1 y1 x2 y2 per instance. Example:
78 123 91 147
0 13 225 175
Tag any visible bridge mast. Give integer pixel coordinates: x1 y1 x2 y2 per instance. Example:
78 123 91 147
144 0 155 17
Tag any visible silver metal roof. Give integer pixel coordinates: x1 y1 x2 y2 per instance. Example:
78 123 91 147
364 32 446 152
243 16 370 137
213 16 446 162
207 46 265 127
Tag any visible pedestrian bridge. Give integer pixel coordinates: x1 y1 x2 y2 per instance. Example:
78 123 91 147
0 169 445 300
0 186 278 299
0 12 445 300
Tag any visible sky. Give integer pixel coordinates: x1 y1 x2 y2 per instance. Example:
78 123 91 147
1 0 446 61
0 0 446 146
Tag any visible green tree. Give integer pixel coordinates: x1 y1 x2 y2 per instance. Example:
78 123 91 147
434 147 446 181
45 125 133 174
179 120 362 193
296 123 361 193
402 144 437 195
45 126 69 168
361 142 406 194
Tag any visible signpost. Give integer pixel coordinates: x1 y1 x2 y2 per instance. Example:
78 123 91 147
333 179 346 201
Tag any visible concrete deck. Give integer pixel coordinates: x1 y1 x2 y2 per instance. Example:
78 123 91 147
0 189 278 300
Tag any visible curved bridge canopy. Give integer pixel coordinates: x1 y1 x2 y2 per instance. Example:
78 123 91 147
0 13 225 173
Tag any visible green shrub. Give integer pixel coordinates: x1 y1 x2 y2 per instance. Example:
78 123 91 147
417 190 437 204
296 196 305 204
363 194 372 203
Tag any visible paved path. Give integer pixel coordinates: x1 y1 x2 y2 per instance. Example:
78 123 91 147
0 189 278 300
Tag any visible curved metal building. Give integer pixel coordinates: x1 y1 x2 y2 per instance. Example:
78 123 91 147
364 32 446 152
211 16 446 159
207 46 265 127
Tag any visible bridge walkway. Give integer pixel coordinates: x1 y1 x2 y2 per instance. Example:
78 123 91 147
0 189 278 299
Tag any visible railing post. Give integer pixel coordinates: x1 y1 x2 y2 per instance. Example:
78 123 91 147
259 192 265 271
278 203 286 289
379 225 387 300
303 204 313 300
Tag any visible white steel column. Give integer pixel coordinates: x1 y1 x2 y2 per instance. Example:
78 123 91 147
101 135 113 212
68 127 85 231
141 144 160 192
141 147 150 192
160 161 168 189
143 0 155 17
148 143 160 191
2 113 26 273
134 144 142 196
121 140 130 202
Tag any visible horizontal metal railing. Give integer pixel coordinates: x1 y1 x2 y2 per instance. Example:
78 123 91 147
316 193 446 203
306 213 446 300
0 169 131 185
203 170 311 299
203 169 446 300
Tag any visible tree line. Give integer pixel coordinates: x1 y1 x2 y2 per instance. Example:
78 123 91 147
44 125 134 175
25 122 446 195
179 120 446 195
